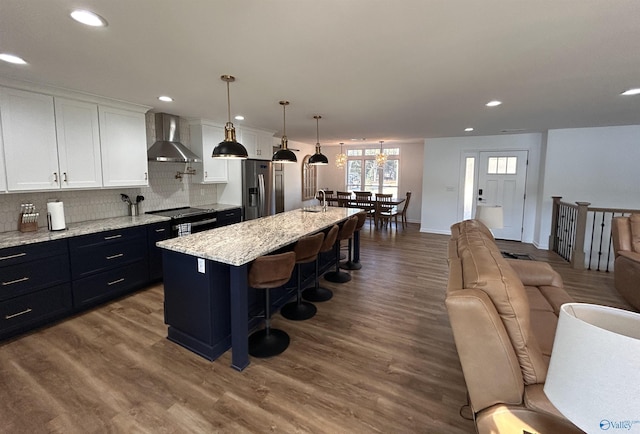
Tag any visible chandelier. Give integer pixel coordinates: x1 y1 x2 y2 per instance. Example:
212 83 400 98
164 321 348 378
375 140 387 168
335 142 347 168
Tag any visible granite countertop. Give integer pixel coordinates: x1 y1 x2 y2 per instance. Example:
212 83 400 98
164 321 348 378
157 207 361 266
0 214 170 249
197 203 241 212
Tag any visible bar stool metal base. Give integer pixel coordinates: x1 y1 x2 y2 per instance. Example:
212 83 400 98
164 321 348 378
280 301 317 320
302 286 333 302
248 328 290 358
340 260 362 270
324 270 351 283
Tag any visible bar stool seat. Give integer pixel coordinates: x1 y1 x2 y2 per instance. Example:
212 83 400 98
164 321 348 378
302 224 339 302
247 251 296 358
324 215 358 283
341 212 366 270
281 232 324 321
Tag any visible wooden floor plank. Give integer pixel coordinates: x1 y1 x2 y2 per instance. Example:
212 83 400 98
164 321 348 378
0 223 630 433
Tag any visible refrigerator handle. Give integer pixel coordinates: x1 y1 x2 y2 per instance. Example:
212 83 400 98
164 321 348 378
258 174 265 218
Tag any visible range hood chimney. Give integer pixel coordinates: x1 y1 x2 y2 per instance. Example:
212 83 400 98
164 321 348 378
148 113 202 163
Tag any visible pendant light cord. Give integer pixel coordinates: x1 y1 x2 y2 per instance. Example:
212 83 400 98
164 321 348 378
226 81 231 124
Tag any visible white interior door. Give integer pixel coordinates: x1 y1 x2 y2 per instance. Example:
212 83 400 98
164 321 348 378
477 151 528 240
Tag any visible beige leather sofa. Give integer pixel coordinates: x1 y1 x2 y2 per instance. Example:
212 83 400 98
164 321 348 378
611 215 640 311
446 219 582 433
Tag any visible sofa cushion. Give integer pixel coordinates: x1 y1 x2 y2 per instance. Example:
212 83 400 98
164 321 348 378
524 286 555 312
457 228 548 385
618 250 640 262
630 214 640 253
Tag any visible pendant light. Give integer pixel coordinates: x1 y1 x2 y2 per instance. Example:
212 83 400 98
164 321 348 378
308 115 329 165
272 101 297 163
212 75 248 159
375 140 387 168
335 142 347 168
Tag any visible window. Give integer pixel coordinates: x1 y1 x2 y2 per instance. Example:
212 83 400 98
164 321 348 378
463 156 475 220
487 156 517 174
301 155 317 200
346 146 400 196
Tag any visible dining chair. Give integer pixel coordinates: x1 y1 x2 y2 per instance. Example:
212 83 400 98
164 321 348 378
353 191 374 225
374 193 393 228
388 191 412 229
336 191 352 207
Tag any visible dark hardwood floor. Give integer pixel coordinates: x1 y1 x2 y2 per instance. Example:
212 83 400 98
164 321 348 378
0 223 631 433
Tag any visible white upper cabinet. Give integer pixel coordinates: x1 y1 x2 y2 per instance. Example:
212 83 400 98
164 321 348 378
0 118 7 193
54 97 103 189
237 127 258 158
0 87 60 191
189 121 228 183
257 131 277 159
99 106 148 187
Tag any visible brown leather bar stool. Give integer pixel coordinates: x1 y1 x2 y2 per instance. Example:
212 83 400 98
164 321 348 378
302 224 339 302
341 212 366 270
247 251 296 358
324 215 358 283
281 232 324 321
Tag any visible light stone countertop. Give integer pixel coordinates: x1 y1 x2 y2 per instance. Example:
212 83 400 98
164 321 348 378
0 214 170 249
157 206 362 266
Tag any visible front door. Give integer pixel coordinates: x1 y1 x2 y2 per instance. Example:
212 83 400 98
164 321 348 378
477 151 528 241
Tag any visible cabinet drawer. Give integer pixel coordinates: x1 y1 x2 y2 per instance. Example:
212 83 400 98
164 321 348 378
72 260 149 308
0 255 70 301
0 283 72 337
147 221 171 281
0 239 68 268
70 239 147 279
217 208 242 226
69 226 144 250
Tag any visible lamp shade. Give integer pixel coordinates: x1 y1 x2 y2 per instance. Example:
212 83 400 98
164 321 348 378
272 147 297 163
475 205 504 229
544 303 640 433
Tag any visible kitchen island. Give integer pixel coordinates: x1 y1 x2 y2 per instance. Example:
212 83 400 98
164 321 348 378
157 206 361 371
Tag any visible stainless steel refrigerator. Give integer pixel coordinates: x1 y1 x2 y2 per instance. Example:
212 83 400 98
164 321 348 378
242 159 275 220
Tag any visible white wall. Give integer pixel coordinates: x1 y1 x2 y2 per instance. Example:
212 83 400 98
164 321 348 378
536 125 640 249
421 133 543 242
318 142 424 223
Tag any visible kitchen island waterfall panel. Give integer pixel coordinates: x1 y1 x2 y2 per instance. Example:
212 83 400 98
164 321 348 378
157 207 361 370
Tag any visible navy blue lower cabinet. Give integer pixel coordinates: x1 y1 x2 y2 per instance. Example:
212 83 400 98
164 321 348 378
0 283 72 339
147 221 171 281
216 208 242 227
72 260 149 308
163 250 231 361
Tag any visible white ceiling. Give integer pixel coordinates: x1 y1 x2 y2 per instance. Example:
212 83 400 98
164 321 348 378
2 0 640 147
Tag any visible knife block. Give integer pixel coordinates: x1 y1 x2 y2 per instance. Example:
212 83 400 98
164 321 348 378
18 214 38 233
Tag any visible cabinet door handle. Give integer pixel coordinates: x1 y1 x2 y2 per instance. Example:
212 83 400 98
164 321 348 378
63 172 68 182
106 253 124 260
5 308 32 320
155 228 166 232
107 278 125 286
53 172 58 183
0 252 26 261
104 234 122 240
2 276 29 286
205 171 208 179
144 172 148 181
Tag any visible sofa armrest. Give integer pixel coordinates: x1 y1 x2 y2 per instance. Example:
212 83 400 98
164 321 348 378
506 259 563 288
618 250 640 263
475 404 582 434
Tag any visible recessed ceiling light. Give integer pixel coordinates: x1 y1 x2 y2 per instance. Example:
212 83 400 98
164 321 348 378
158 96 173 102
0 53 27 65
621 88 640 96
351 138 366 141
234 115 244 120
70 10 108 27
464 127 474 132
486 100 502 107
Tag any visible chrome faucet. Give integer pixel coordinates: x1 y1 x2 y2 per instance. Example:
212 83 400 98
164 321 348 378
317 189 327 211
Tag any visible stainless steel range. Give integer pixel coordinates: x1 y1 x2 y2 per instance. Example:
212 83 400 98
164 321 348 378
146 207 217 237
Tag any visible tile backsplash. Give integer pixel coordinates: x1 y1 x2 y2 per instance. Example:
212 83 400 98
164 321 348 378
0 113 218 233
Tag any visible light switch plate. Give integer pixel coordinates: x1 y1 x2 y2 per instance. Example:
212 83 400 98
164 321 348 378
197 258 205 273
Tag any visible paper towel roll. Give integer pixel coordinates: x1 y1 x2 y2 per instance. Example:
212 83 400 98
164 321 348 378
47 201 66 231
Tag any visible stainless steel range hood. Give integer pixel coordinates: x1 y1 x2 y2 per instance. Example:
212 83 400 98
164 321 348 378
148 113 202 162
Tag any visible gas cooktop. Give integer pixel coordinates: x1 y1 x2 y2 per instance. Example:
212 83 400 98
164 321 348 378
146 207 213 219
